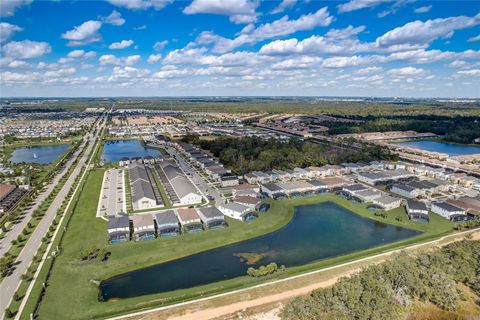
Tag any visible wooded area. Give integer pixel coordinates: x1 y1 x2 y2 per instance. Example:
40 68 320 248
281 240 480 320
183 136 396 175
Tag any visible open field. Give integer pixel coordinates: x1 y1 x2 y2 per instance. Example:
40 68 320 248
32 168 456 320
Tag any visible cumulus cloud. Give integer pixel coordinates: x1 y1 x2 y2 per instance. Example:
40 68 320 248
67 49 96 59
107 0 173 11
197 7 334 53
61 20 102 46
0 22 23 43
388 66 425 76
259 25 368 55
109 40 134 49
183 0 259 24
468 34 480 42
99 54 141 66
0 0 32 17
414 5 432 13
2 40 51 59
104 10 125 26
147 54 162 63
271 0 297 14
337 0 394 13
376 13 480 49
457 69 480 76
153 40 168 51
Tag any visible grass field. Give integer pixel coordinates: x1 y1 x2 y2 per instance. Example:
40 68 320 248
33 169 455 320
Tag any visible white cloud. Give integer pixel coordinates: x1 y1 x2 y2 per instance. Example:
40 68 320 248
414 5 432 13
457 69 480 76
0 57 29 68
259 25 367 55
271 0 297 14
376 13 480 49
66 49 96 59
104 10 125 26
0 0 32 17
153 40 168 51
354 66 383 74
147 54 162 63
2 40 51 59
468 34 480 42
388 66 425 76
61 20 102 46
109 40 134 49
0 22 23 42
99 54 141 66
198 7 334 53
322 55 384 68
183 0 259 24
337 0 394 13
107 0 173 11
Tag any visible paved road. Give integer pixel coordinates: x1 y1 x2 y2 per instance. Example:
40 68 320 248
0 140 86 257
165 145 224 205
0 116 105 317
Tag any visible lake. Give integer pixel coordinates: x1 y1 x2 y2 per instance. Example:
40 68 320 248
99 202 421 300
101 140 161 163
394 140 480 156
9 144 70 164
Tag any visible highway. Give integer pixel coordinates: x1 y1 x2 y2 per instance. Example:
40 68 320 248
0 115 106 318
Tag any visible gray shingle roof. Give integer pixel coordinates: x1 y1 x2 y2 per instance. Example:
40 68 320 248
155 210 179 227
108 215 129 230
197 206 224 222
131 179 156 202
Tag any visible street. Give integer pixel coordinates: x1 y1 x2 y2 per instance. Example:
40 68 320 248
0 115 106 318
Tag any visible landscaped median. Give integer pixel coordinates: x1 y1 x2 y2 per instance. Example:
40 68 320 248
22 171 459 320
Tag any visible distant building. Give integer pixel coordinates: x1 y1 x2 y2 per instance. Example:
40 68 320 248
107 215 130 244
177 208 203 233
131 214 156 241
431 202 467 221
197 206 227 229
405 200 429 221
220 174 239 187
154 210 180 237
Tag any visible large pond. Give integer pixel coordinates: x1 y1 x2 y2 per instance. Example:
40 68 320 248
9 144 69 164
101 140 161 163
100 202 421 300
394 140 480 156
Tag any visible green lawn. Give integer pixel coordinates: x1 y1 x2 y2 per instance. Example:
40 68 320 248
150 168 172 208
33 171 455 320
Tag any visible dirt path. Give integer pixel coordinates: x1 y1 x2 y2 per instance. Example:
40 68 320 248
167 271 356 320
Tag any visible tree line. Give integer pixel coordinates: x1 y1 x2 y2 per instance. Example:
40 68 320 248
182 136 396 175
281 239 480 320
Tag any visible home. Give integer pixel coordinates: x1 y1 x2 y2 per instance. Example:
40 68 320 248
261 183 286 199
220 174 239 187
197 206 227 229
176 208 203 233
431 202 468 221
234 195 261 209
405 200 429 221
218 202 256 221
390 183 419 198
154 210 180 237
355 189 383 202
372 195 402 211
131 214 156 241
107 214 130 244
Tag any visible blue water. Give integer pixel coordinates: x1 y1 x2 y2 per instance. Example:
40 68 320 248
394 140 480 156
101 140 161 163
100 202 421 300
9 144 69 164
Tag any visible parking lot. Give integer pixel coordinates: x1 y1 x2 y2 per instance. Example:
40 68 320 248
97 168 127 217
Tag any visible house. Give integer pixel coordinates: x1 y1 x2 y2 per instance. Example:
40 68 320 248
143 155 156 164
391 183 419 198
176 208 203 232
234 195 261 209
372 195 402 211
272 169 291 181
119 157 130 167
131 214 156 241
154 210 180 237
162 164 203 205
107 215 130 244
431 202 467 221
317 177 350 191
355 189 383 202
197 206 227 229
446 196 480 218
128 163 162 211
218 202 256 221
342 183 368 197
261 183 286 199
220 174 239 187
406 200 429 221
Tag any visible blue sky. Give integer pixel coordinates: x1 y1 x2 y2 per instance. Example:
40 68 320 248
1 0 479 97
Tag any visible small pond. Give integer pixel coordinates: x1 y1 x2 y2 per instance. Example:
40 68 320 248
394 140 480 156
101 140 161 163
9 144 69 164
